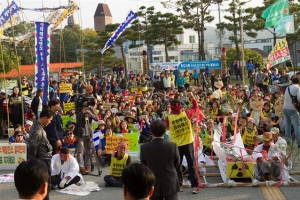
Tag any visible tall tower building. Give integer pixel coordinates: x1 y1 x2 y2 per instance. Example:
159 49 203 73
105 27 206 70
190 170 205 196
94 3 112 31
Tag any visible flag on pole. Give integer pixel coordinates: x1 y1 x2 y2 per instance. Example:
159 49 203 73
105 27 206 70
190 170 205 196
275 15 294 34
0 1 20 26
101 10 137 54
35 22 50 105
262 0 289 28
268 37 291 67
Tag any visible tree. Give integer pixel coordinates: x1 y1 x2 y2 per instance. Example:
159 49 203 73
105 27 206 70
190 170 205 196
0 44 18 74
217 0 257 60
105 23 134 74
162 0 216 60
129 6 158 65
82 29 123 73
50 25 82 63
226 47 262 67
4 21 35 65
150 12 183 61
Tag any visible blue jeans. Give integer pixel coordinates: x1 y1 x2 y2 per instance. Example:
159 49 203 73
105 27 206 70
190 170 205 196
104 175 123 187
284 108 300 145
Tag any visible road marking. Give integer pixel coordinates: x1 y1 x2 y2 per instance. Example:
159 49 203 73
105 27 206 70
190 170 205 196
261 186 286 200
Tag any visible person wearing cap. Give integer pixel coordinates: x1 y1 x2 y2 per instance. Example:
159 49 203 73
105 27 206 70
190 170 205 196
19 76 33 97
104 142 132 187
252 132 281 181
51 147 83 189
166 92 203 194
241 118 258 150
270 127 287 153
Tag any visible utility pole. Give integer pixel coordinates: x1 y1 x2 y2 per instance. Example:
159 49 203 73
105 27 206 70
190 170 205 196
218 3 222 54
240 17 245 85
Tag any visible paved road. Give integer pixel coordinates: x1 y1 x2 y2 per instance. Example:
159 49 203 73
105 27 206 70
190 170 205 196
1 160 300 200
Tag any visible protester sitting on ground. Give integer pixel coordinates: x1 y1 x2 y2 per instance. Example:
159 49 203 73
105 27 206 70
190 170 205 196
62 129 77 149
51 147 83 189
99 127 114 166
252 132 281 181
14 159 49 200
9 124 26 143
241 118 258 151
104 142 132 187
122 163 155 200
119 120 133 134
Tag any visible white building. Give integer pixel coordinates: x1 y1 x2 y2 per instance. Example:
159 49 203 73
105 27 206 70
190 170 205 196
114 29 217 73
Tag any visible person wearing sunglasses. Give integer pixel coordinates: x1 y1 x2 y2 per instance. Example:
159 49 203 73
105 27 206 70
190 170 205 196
51 147 83 189
11 130 29 159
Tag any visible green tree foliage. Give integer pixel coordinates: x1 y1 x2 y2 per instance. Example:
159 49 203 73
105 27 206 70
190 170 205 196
50 25 81 63
162 0 216 60
105 23 134 74
3 21 35 65
150 12 183 61
226 47 263 67
0 44 17 74
217 0 257 60
129 6 157 64
82 29 122 73
252 0 299 46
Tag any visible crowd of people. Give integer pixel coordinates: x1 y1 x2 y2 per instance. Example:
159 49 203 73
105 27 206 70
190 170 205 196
5 60 300 199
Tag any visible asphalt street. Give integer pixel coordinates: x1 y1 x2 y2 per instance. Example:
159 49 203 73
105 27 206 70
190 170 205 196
1 158 300 200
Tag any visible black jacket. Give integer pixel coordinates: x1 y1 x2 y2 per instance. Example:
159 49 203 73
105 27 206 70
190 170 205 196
29 121 52 160
44 113 64 142
141 138 180 197
31 95 40 116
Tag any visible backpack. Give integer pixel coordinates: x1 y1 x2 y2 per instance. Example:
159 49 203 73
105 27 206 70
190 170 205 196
287 86 300 112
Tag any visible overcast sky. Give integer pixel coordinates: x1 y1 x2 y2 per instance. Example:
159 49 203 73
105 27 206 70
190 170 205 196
0 0 258 29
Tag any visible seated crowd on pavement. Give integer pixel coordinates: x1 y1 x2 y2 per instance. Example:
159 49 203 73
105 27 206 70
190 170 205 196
4 61 300 197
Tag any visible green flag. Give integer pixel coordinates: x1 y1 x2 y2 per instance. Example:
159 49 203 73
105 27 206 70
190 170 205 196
262 0 289 28
275 15 295 34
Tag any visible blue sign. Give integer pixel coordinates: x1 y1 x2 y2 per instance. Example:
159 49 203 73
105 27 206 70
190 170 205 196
149 60 221 71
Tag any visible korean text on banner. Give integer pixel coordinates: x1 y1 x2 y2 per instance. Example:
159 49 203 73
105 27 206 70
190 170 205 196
59 83 72 93
0 1 20 26
0 143 27 170
105 133 138 156
64 102 75 114
268 37 291 66
35 22 50 105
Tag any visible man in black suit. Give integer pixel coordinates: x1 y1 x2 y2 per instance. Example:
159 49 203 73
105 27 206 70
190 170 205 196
141 120 180 200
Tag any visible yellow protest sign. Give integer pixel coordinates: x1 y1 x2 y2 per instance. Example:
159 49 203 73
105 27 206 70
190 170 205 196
59 83 72 93
105 136 130 154
2 80 18 90
103 103 118 111
64 102 75 113
268 37 291 66
0 143 27 170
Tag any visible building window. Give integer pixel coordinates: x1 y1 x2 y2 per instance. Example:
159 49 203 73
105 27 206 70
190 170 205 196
169 56 175 60
154 57 160 61
168 46 175 51
189 35 195 44
263 46 272 53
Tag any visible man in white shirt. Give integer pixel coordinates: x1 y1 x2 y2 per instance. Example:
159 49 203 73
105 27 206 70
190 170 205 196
283 77 300 147
270 127 287 154
51 147 83 189
163 73 171 92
